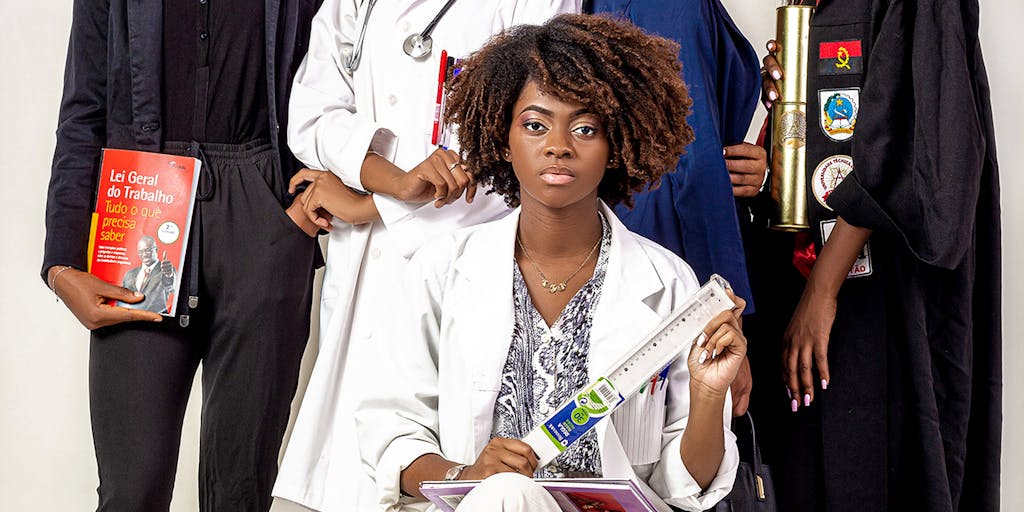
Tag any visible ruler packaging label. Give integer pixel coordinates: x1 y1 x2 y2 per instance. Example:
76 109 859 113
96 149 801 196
536 377 624 455
522 275 736 467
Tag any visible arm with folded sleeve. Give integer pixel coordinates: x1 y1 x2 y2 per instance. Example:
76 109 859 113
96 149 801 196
44 0 163 328
287 0 580 251
287 0 486 233
760 17 984 404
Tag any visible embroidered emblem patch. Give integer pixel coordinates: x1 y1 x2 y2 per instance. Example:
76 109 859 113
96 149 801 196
819 88 859 141
819 40 863 75
812 155 853 210
820 219 872 278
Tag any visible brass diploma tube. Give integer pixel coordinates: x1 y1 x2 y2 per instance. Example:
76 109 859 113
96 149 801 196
769 4 813 231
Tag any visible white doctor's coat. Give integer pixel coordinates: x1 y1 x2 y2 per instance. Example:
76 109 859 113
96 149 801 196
273 1 580 510
355 203 740 512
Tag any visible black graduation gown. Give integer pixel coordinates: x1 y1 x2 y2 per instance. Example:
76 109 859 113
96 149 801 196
743 0 1001 510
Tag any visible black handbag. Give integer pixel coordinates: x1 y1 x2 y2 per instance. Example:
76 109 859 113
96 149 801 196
713 412 776 512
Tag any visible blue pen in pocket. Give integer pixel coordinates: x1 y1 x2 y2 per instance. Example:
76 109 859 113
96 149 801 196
658 362 671 390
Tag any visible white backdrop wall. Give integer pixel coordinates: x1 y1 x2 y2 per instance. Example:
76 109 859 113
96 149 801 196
0 1 1018 510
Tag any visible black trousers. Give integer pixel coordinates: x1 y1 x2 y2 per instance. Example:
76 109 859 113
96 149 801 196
89 141 317 511
741 228 826 512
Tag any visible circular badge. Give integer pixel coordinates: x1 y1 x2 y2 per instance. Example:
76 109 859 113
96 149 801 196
157 221 181 244
812 155 853 210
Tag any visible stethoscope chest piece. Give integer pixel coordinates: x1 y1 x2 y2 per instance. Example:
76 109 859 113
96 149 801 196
403 33 433 60
346 0 456 71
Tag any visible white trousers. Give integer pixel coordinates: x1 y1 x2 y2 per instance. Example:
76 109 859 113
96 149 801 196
456 473 561 511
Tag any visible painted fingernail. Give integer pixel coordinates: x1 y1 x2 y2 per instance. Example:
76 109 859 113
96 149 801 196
768 90 778 101
772 70 782 80
723 148 727 156
698 350 708 365
134 291 143 298
791 399 798 412
786 387 792 399
821 379 828 390
767 41 775 51
763 100 772 110
711 348 719 360
803 394 811 407
697 332 708 347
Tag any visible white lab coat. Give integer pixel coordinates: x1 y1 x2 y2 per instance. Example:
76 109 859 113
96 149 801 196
273 1 580 510
355 203 740 512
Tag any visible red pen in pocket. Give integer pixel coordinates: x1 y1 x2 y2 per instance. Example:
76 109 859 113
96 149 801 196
430 50 448 146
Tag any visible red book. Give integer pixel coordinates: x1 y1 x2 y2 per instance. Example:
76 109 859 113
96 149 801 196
87 149 201 316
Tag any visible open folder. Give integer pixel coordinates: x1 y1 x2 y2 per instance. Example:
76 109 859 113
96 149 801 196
421 478 657 512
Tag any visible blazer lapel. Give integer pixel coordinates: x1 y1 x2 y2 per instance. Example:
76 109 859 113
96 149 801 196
588 202 668 380
449 210 519 453
264 0 280 139
451 209 519 392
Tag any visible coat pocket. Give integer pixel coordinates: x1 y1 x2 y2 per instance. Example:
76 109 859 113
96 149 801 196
468 386 501 455
610 384 668 465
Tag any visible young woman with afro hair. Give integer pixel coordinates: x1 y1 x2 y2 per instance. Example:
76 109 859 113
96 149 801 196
347 14 747 512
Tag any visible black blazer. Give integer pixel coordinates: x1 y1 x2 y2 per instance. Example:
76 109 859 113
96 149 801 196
42 0 321 280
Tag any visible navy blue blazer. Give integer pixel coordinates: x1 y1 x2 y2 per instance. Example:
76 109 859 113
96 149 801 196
589 0 760 311
42 0 320 279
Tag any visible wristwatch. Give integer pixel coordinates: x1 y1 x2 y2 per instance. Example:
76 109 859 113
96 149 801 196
444 464 469 481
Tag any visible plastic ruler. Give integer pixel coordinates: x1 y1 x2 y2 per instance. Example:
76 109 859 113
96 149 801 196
522 274 736 467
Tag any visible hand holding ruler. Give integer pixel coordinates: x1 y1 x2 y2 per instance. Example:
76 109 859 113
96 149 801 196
522 275 736 467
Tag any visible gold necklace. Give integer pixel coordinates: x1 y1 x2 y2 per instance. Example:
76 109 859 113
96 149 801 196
516 231 602 294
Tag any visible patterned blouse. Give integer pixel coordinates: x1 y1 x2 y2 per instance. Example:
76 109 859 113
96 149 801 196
492 214 612 479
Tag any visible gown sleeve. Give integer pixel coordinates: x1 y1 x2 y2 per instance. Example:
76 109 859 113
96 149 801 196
828 0 987 270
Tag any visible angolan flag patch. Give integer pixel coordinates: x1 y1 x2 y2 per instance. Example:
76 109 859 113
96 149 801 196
819 40 862 75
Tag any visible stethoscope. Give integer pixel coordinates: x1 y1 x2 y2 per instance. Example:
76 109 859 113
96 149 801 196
342 0 458 73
